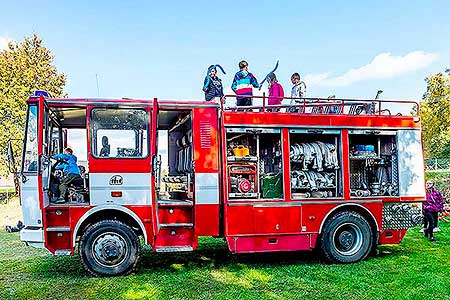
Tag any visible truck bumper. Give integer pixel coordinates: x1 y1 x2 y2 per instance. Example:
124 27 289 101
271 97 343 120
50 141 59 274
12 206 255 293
20 227 45 249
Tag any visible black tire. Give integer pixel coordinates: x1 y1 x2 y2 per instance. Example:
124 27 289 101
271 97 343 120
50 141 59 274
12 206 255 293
320 211 373 263
79 220 141 276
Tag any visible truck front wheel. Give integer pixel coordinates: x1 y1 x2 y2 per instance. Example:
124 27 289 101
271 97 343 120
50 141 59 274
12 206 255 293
320 211 373 263
79 220 141 276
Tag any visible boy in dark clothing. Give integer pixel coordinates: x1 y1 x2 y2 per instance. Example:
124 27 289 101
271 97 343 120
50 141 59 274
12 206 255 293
231 60 259 107
203 65 224 102
52 147 82 204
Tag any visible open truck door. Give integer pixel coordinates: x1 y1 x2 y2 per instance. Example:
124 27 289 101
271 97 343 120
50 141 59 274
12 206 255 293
19 96 45 248
150 98 160 241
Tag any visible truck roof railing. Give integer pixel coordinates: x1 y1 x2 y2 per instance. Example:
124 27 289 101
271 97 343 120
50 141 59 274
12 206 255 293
221 95 419 116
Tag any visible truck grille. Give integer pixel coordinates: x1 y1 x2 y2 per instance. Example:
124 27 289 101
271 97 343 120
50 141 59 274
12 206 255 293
382 203 422 229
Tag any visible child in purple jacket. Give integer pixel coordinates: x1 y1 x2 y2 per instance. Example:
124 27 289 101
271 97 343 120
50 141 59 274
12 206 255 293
423 180 444 242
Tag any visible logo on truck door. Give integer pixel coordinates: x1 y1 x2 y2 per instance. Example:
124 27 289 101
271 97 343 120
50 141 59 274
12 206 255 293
109 175 123 185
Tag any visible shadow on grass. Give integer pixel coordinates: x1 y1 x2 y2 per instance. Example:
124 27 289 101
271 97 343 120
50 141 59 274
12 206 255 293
23 233 424 279
139 237 324 275
26 255 88 280
24 238 321 279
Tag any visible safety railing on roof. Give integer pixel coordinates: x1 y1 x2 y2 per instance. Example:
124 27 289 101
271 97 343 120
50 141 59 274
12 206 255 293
221 94 419 116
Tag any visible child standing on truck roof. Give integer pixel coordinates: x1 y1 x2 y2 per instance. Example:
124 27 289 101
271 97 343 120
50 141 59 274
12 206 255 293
202 65 224 102
231 60 259 107
267 73 284 111
290 72 306 98
289 72 307 112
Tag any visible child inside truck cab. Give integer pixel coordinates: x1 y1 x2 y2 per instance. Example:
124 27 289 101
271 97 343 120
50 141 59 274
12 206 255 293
51 147 82 204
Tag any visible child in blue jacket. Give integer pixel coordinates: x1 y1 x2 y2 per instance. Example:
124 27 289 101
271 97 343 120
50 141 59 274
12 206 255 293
231 60 259 107
52 147 82 204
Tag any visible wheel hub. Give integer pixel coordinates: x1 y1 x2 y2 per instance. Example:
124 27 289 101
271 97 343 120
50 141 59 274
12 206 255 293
338 231 355 250
333 223 363 256
93 233 127 267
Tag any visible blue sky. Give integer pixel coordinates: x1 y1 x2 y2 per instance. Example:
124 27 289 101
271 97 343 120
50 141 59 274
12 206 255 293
1 1 449 101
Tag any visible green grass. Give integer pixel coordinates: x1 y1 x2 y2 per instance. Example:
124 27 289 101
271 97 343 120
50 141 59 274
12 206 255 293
1 225 450 300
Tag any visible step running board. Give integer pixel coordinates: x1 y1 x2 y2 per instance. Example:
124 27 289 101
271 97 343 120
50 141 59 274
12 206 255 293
46 226 70 232
54 249 72 256
158 199 193 207
159 223 193 228
156 246 193 253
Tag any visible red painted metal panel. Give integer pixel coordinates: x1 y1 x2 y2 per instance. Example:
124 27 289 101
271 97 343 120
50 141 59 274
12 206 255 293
46 232 71 253
253 206 301 234
155 228 195 247
89 159 152 173
282 129 291 201
159 207 192 224
301 202 383 233
226 234 312 253
150 100 159 240
192 108 219 173
226 205 254 235
66 206 153 250
125 205 154 239
45 208 70 227
195 204 220 236
220 108 230 236
379 229 407 244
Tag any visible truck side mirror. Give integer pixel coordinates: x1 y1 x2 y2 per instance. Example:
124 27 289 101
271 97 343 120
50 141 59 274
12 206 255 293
6 140 16 173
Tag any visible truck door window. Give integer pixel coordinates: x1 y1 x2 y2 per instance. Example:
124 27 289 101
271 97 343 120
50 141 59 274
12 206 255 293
91 109 148 158
23 105 38 173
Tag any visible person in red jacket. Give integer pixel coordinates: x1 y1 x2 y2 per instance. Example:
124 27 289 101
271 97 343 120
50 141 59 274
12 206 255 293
267 73 284 112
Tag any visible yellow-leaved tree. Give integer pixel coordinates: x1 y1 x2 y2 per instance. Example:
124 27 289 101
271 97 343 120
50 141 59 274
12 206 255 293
0 34 66 190
420 69 450 158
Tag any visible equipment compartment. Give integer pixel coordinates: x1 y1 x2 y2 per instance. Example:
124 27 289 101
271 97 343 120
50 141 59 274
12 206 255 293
226 128 283 200
349 131 399 197
289 129 342 198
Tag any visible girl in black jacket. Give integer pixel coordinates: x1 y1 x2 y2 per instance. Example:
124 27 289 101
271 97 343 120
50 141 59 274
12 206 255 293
202 65 224 102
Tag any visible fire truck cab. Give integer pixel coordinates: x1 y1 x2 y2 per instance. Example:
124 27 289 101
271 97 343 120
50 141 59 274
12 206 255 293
18 94 425 276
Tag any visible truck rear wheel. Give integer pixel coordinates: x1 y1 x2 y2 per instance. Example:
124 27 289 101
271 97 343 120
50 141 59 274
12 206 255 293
79 220 141 276
320 211 372 263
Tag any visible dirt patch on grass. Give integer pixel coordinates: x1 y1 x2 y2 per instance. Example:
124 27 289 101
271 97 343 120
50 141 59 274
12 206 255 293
0 197 22 228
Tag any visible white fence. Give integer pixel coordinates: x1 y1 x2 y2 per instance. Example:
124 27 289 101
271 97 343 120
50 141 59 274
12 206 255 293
425 158 450 171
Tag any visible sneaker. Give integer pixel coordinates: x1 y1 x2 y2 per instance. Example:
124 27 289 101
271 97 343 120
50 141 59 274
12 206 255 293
54 198 66 204
429 237 437 242
419 228 426 233
433 227 441 232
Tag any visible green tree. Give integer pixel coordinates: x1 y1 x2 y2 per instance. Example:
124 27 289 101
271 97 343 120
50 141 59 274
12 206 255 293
0 34 66 181
420 69 450 158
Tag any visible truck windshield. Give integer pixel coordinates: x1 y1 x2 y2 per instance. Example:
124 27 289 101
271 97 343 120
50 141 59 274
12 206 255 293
23 105 38 172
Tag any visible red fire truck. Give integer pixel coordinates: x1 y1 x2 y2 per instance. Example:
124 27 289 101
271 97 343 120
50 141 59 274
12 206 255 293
16 93 425 276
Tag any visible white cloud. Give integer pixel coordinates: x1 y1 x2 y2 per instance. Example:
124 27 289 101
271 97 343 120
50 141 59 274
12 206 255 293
304 51 438 87
0 36 12 51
